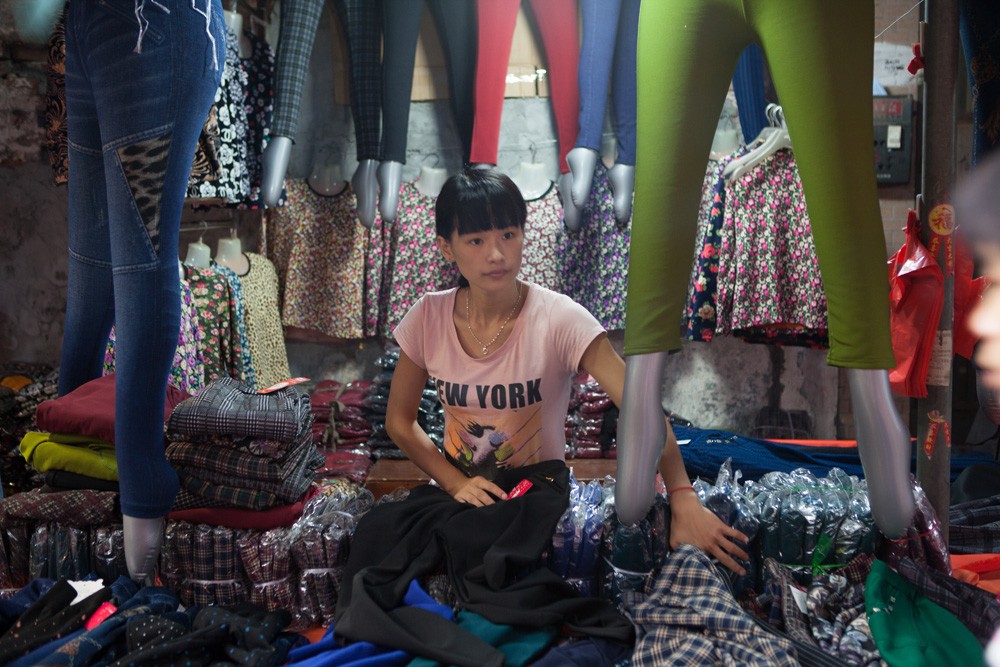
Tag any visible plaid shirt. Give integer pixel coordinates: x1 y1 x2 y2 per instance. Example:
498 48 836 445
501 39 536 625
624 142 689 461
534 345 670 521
949 493 1000 554
631 544 799 666
167 377 310 443
273 0 381 159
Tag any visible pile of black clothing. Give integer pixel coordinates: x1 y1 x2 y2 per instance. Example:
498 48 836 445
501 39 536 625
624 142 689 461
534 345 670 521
362 348 444 459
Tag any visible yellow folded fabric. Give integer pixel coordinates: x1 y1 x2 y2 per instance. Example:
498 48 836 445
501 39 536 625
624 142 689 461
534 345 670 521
18 431 118 481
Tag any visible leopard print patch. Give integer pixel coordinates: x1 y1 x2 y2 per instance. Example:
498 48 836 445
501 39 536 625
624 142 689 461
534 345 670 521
117 134 170 251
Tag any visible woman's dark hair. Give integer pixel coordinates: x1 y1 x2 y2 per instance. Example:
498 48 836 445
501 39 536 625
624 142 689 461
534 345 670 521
435 167 528 240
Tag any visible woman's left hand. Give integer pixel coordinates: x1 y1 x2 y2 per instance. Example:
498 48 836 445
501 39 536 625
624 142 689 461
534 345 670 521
668 491 750 575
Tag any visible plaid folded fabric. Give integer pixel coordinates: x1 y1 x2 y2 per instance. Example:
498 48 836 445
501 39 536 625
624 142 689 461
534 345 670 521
632 544 798 667
949 493 1000 554
167 435 320 484
0 489 119 528
179 476 281 511
174 447 323 502
167 376 310 443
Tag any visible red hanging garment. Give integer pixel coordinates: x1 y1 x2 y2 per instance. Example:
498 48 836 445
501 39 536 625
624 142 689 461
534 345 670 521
888 210 944 397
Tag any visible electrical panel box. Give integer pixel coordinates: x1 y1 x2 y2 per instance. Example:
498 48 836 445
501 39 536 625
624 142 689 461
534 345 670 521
873 96 913 185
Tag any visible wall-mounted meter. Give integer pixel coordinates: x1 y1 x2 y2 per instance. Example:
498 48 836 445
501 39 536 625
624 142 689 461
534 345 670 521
873 95 913 185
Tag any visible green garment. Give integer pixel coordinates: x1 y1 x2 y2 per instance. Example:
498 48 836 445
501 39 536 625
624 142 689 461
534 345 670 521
866 559 983 667
19 431 118 481
626 0 894 368
407 609 558 667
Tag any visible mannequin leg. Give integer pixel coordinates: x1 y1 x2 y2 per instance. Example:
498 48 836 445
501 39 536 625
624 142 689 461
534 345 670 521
606 163 635 225
558 172 583 231
377 160 404 223
625 1 748 357
752 0 909 534
336 0 383 162
428 0 478 163
469 0 520 167
847 369 914 537
569 0 621 208
261 136 292 207
526 0 580 174
64 0 224 581
353 158 378 228
264 0 325 204
615 352 668 525
619 2 748 522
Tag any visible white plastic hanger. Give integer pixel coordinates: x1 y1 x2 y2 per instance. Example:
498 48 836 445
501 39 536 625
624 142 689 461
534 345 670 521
723 104 792 180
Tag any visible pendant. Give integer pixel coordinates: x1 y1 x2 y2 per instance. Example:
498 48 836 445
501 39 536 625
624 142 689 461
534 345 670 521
482 345 489 356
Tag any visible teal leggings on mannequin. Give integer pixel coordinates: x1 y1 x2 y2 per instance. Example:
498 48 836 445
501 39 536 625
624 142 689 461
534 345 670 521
625 0 894 369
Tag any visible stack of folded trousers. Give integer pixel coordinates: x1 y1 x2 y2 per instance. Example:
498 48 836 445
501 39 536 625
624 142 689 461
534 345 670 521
165 377 323 511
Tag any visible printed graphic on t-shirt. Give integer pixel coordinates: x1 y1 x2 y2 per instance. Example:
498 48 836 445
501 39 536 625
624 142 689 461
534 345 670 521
434 376 544 480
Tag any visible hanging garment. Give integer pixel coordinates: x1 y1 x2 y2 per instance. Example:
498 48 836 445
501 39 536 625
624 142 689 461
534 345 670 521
518 184 565 294
887 210 945 398
104 278 205 395
272 0 382 160
44 11 67 185
362 213 392 338
239 31 282 209
683 155 736 342
268 179 367 340
186 24 252 203
715 149 829 344
184 265 242 384
240 252 291 388
214 264 258 389
380 181 461 337
559 163 631 330
626 0 893 369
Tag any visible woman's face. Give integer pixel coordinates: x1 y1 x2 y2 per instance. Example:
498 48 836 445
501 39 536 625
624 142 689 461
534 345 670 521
438 225 524 291
971 241 1000 390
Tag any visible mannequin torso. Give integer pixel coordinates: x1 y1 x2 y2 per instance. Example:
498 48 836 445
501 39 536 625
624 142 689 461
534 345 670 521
511 162 551 201
415 166 448 198
216 236 250 275
308 163 348 196
184 239 212 269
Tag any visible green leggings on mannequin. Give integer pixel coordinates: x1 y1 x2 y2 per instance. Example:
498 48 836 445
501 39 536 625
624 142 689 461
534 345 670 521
616 0 914 538
625 0 893 369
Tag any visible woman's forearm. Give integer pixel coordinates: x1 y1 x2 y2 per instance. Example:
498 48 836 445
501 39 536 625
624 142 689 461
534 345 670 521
387 419 468 495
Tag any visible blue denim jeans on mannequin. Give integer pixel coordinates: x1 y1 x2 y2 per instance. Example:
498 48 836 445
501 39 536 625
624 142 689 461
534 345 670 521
59 0 224 518
576 0 640 165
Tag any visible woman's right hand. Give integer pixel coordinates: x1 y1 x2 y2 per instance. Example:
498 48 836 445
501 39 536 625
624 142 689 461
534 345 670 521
449 475 508 506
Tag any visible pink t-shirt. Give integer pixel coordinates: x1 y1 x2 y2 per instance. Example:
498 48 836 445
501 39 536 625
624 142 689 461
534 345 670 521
393 283 605 480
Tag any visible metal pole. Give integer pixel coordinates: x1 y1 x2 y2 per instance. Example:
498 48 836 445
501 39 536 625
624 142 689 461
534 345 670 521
916 2 959 539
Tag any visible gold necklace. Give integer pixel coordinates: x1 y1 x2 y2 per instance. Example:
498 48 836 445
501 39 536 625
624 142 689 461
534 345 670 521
466 282 522 357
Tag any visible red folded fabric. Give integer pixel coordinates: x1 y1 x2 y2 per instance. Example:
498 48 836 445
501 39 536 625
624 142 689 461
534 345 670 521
35 374 190 443
168 484 319 530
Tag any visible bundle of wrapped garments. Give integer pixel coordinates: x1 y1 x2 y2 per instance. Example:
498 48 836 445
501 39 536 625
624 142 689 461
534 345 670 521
159 485 375 630
165 377 323 511
309 379 374 453
363 348 444 459
565 376 618 459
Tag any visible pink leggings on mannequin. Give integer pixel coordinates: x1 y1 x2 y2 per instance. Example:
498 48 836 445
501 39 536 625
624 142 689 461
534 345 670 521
470 0 580 173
